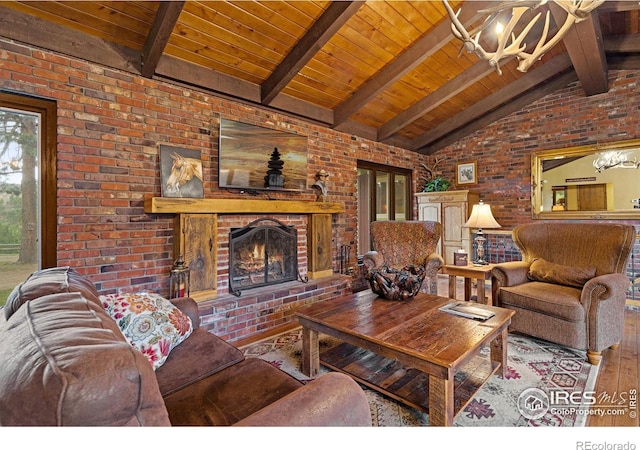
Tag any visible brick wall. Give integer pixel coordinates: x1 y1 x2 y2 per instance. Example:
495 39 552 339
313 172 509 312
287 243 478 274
0 38 424 340
2 38 639 340
430 71 640 231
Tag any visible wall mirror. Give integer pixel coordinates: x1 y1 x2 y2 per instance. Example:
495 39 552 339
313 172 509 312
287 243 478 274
531 138 640 219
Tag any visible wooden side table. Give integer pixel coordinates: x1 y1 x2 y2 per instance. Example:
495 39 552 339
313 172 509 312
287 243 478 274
442 264 495 305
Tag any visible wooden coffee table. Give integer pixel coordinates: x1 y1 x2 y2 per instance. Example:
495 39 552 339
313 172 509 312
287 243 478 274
296 290 514 426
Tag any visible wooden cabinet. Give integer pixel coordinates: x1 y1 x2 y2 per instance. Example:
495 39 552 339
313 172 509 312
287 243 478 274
174 213 217 301
308 213 333 279
416 190 479 265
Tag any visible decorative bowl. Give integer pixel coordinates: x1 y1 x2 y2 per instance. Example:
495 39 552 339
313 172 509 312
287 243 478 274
365 264 426 301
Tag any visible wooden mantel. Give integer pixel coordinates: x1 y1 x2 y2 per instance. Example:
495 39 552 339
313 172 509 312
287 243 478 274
144 197 345 300
144 197 345 215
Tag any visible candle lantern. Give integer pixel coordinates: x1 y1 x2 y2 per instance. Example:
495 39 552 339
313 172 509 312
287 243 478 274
169 255 190 299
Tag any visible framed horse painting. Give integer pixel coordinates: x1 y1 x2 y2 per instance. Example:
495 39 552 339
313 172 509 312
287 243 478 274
160 145 204 198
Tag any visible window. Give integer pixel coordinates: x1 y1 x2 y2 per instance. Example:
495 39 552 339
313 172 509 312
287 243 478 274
356 161 411 256
0 92 57 303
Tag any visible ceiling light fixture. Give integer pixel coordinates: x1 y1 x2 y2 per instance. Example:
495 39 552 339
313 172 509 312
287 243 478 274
443 0 605 75
593 150 640 173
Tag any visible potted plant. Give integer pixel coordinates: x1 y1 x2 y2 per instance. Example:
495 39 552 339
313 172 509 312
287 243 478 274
420 158 450 192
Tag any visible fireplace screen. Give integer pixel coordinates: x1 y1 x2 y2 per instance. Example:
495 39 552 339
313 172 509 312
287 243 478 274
229 218 298 296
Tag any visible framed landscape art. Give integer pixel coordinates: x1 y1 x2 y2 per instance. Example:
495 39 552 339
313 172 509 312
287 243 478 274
219 118 308 192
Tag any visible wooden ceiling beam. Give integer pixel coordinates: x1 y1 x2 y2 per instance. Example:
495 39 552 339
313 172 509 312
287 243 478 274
549 4 608 96
418 70 579 155
378 59 506 142
608 54 640 70
156 55 261 103
0 5 377 139
598 1 640 13
261 1 364 105
141 1 185 78
409 53 574 153
154 54 382 141
332 0 494 127
604 34 640 53
379 17 560 143
156 55 335 124
0 5 140 73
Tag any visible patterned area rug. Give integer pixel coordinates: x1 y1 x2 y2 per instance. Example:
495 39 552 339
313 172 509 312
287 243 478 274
241 328 600 427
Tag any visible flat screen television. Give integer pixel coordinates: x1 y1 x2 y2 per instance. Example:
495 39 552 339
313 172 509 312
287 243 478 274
218 118 308 192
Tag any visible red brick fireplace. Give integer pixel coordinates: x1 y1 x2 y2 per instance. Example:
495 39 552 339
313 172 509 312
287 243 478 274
228 218 299 296
144 197 351 342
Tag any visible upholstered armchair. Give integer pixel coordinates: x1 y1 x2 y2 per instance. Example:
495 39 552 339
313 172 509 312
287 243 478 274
363 220 444 295
492 223 636 365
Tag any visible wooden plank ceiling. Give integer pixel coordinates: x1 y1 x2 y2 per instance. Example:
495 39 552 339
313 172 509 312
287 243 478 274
1 1 640 154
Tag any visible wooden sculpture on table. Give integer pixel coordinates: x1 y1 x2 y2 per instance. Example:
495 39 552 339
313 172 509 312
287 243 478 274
365 264 426 301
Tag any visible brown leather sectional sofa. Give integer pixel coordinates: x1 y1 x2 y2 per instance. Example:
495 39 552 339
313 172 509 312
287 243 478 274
0 267 371 426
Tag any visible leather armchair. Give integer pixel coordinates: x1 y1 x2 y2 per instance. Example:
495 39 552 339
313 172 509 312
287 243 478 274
363 220 444 295
492 223 636 365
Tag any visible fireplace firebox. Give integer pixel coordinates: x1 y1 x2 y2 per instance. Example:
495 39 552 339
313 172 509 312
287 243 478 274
229 218 298 296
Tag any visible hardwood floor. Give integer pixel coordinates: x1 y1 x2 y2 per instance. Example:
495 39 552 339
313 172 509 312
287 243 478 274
587 307 639 426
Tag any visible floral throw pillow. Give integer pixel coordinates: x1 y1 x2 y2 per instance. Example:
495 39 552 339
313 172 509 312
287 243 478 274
100 292 193 370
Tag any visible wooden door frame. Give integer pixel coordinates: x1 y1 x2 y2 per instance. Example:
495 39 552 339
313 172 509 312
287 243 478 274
0 91 58 268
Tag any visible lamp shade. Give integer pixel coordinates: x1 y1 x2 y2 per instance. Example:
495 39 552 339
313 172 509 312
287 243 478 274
464 201 501 229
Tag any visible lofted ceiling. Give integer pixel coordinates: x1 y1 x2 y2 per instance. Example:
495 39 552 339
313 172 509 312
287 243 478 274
1 1 640 154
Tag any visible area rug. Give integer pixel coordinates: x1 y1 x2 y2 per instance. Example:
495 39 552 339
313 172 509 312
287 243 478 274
241 328 600 427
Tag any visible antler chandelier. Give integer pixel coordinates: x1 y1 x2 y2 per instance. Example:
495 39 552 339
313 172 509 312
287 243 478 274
443 0 604 75
593 150 640 173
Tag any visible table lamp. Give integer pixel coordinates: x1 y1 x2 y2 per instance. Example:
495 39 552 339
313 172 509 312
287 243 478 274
463 200 501 265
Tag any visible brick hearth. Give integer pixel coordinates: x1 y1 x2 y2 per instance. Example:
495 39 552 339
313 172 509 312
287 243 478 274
199 274 351 342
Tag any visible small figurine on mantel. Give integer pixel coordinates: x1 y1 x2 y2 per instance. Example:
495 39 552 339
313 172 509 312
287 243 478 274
312 169 329 202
